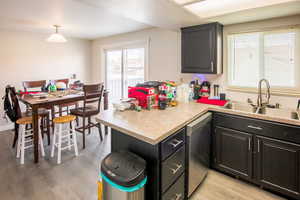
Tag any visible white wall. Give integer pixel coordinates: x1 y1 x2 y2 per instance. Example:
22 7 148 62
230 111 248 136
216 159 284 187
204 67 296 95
92 28 181 83
0 30 92 130
92 15 300 109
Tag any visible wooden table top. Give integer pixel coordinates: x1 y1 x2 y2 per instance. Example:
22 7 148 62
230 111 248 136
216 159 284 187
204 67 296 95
19 89 84 106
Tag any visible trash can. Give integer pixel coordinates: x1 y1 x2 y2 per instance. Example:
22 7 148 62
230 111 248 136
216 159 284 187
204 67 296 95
101 151 147 200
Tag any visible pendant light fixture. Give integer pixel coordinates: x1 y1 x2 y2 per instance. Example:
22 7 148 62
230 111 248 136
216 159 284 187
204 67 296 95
46 25 67 43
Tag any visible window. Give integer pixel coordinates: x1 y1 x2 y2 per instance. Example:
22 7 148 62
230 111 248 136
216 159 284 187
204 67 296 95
228 29 299 92
105 47 145 100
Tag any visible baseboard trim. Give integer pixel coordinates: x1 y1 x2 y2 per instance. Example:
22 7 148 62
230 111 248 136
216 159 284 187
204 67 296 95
0 123 14 132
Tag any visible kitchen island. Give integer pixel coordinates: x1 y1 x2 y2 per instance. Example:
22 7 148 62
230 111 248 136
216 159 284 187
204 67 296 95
96 102 300 200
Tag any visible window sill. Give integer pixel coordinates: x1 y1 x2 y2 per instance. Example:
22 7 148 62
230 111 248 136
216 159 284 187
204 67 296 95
227 86 300 97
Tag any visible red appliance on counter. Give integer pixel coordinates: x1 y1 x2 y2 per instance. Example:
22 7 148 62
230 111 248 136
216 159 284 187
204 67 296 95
128 87 157 109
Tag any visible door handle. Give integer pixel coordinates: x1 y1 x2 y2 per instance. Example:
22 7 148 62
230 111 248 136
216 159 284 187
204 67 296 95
257 139 260 153
247 125 263 130
169 163 182 175
172 193 182 200
169 139 183 148
211 61 214 71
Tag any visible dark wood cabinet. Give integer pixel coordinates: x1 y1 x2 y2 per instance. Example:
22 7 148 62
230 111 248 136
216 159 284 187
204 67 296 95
214 126 253 180
213 112 300 200
181 22 223 74
255 136 300 199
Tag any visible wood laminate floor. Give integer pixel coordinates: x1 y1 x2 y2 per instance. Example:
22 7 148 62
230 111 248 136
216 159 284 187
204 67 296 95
0 128 286 200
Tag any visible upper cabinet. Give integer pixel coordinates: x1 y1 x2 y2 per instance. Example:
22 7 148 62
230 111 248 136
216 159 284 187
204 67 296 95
181 22 223 74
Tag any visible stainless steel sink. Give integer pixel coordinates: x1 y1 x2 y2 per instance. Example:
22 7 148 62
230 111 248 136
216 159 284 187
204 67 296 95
224 102 300 120
224 102 257 113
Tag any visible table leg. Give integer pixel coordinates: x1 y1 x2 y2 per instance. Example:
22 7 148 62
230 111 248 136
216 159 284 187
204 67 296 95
32 106 39 163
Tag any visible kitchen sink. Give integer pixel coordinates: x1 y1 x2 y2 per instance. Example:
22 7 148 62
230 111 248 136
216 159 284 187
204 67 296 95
224 102 257 113
224 102 300 120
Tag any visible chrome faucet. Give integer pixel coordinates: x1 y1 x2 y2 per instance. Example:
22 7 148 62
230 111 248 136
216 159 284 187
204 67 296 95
257 79 271 108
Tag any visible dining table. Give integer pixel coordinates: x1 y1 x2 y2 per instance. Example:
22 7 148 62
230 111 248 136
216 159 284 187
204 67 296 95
18 89 85 163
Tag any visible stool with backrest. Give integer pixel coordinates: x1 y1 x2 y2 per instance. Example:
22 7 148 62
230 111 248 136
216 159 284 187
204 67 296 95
51 115 78 164
16 116 45 164
23 80 52 144
54 79 79 124
70 83 104 149
6 86 50 148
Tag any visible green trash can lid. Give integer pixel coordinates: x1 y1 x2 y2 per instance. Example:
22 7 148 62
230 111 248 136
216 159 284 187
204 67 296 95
101 151 146 188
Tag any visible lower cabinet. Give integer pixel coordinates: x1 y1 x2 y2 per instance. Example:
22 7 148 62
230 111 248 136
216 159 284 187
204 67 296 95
162 174 185 200
213 112 300 200
255 136 300 199
214 126 253 180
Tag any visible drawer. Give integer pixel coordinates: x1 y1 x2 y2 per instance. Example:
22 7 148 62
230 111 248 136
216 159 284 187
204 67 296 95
214 112 300 144
161 128 185 161
162 174 185 200
161 146 185 193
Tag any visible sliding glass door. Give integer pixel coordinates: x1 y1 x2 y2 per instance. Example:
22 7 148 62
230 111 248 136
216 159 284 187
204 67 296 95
105 47 145 100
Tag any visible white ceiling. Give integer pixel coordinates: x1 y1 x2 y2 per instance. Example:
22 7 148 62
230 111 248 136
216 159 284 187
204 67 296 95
0 0 299 39
0 0 152 39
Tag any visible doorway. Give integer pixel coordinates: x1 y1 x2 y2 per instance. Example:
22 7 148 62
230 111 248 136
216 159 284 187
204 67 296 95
105 47 145 100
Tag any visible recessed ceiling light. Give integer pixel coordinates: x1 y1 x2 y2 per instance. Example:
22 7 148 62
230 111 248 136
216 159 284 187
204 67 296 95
183 0 297 18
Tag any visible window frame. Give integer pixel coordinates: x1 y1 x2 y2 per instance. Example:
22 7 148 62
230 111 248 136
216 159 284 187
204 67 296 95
227 28 300 96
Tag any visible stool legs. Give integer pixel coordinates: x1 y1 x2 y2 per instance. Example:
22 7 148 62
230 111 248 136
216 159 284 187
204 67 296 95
16 123 44 165
20 126 26 164
51 121 78 164
51 125 57 158
57 124 62 164
72 121 78 156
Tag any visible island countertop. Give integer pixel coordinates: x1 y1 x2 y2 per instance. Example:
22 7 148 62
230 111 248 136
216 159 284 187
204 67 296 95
96 102 300 145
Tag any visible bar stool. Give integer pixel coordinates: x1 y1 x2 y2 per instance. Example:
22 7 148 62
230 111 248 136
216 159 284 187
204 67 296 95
51 115 78 164
16 117 45 165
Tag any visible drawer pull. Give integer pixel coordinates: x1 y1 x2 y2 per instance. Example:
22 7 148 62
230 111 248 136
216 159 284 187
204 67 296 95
247 125 262 130
169 139 183 148
248 138 251 151
172 193 182 200
169 163 182 175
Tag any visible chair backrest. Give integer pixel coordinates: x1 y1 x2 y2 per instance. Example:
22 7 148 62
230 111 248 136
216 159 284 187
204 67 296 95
83 83 104 114
4 86 22 122
23 80 46 92
54 79 69 87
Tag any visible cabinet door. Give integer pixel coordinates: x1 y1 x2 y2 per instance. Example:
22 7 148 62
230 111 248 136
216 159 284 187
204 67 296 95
255 136 300 198
181 24 216 73
214 126 253 180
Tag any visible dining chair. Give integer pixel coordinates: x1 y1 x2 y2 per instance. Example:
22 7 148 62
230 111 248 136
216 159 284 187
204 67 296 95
70 83 104 149
22 80 52 144
6 86 50 148
23 80 47 92
54 79 79 124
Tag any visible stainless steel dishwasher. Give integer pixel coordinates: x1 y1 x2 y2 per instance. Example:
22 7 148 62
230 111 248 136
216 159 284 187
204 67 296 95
186 112 212 197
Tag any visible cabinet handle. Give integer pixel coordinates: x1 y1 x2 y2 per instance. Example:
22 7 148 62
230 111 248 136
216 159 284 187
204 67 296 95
257 140 260 153
169 163 182 175
211 61 214 71
247 125 263 130
248 139 251 151
172 193 182 200
169 139 183 148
